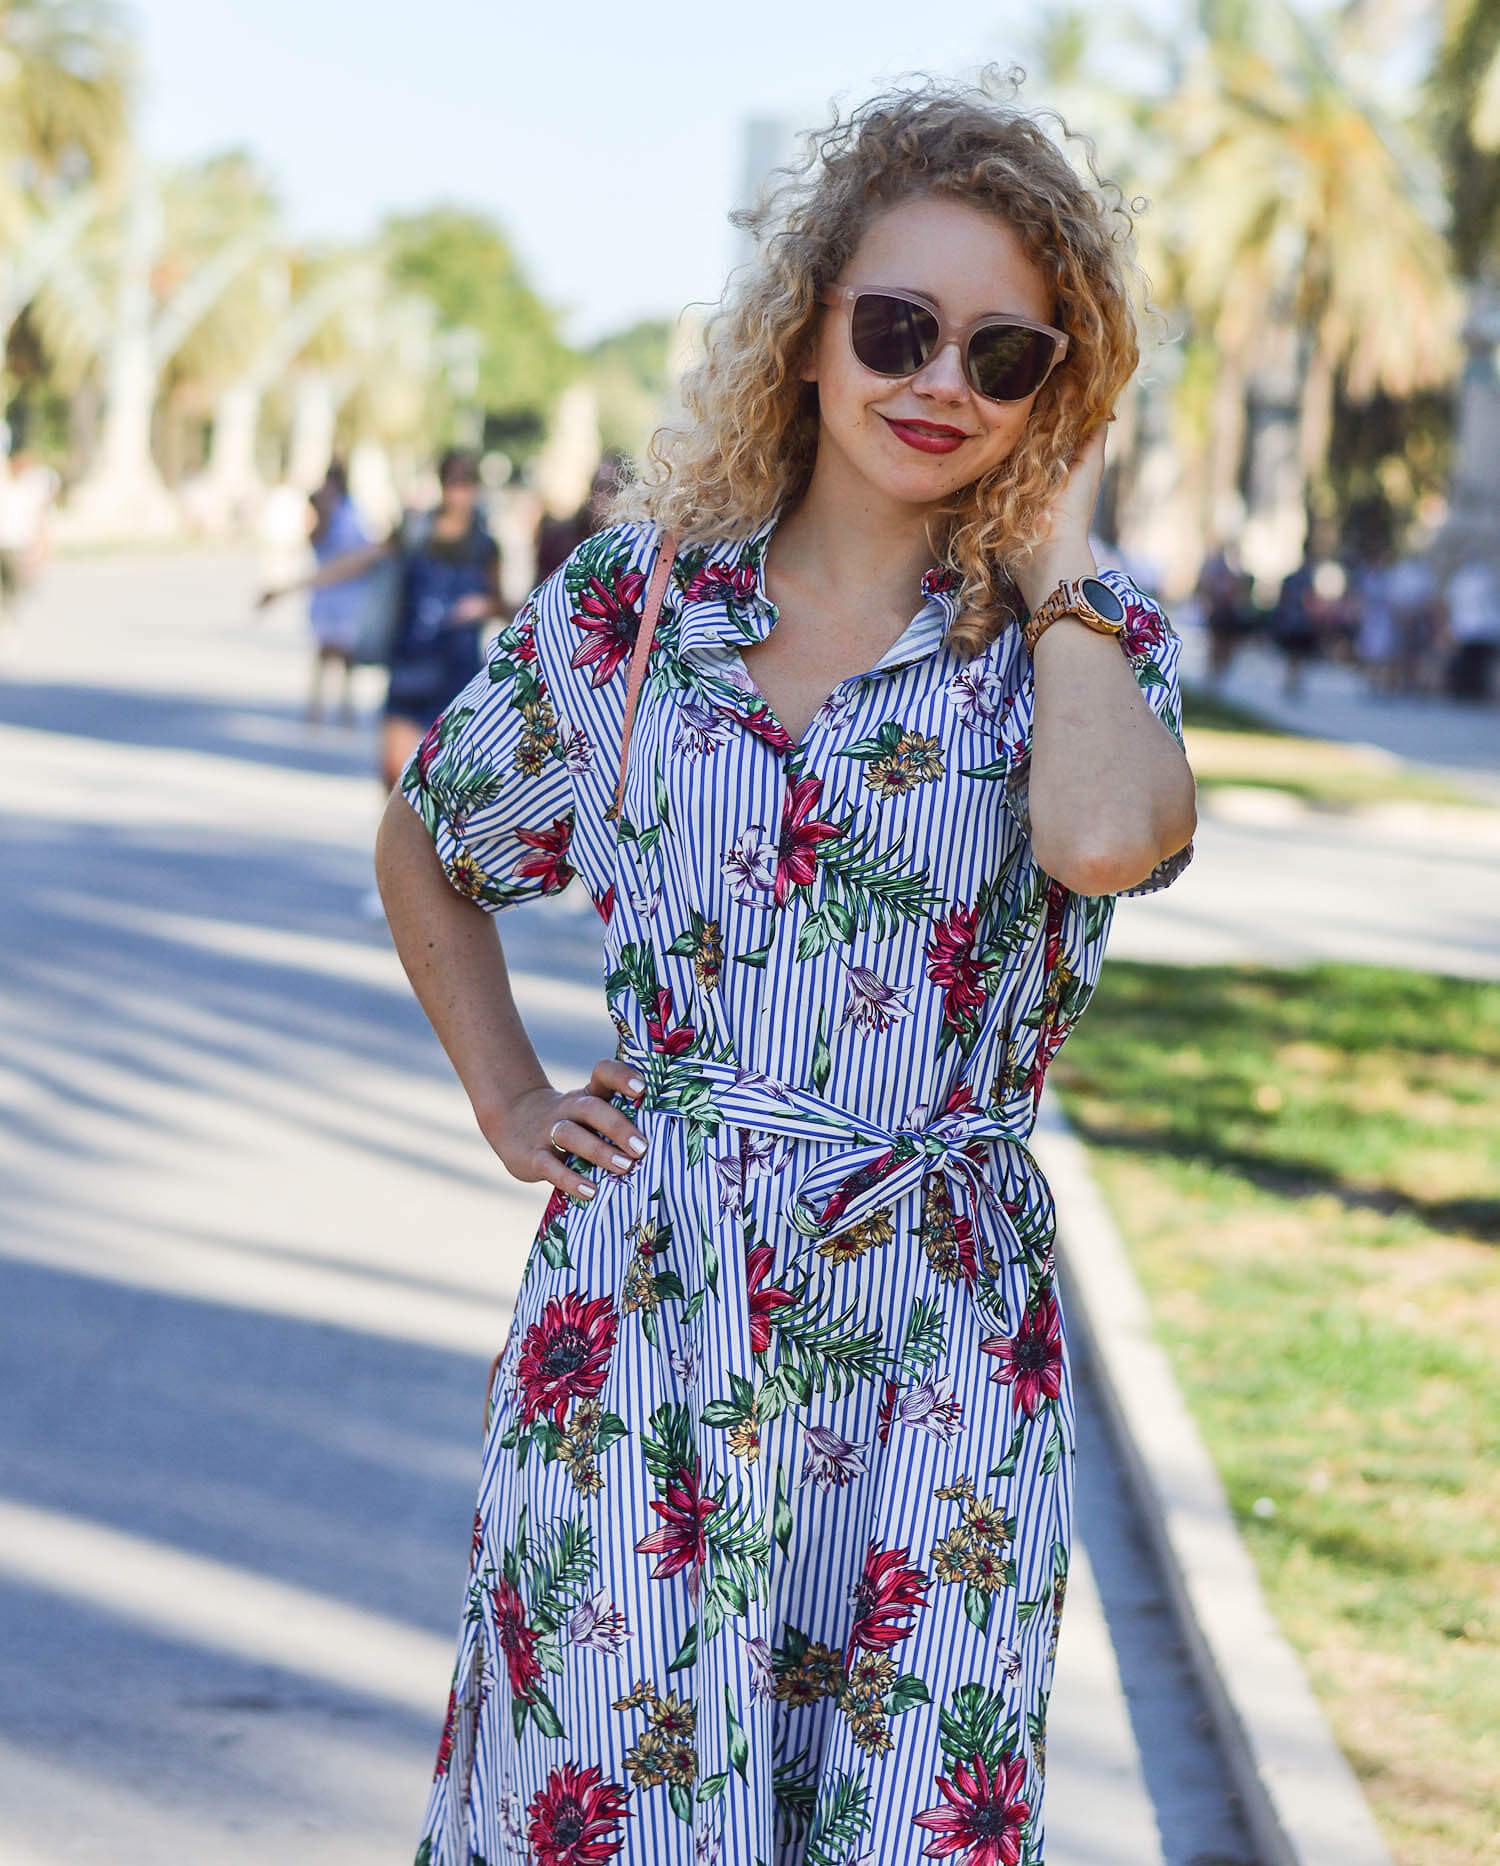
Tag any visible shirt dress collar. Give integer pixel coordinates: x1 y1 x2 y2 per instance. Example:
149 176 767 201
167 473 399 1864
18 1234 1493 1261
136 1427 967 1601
671 508 963 675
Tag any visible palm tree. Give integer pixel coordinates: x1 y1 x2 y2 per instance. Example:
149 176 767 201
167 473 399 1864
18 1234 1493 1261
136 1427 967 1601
1156 0 1459 560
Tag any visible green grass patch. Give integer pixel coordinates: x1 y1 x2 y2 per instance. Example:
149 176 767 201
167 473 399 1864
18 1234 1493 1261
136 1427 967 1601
1178 686 1484 811
1055 961 1500 1866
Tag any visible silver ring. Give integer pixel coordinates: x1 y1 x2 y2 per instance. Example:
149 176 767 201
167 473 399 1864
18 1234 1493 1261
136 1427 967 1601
548 1118 570 1157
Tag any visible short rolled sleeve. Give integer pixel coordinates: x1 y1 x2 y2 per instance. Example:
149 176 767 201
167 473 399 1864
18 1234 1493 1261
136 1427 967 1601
399 598 580 913
1001 569 1195 898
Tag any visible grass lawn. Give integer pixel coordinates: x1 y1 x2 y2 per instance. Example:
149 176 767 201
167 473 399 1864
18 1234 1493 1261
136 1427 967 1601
1052 962 1500 1866
1179 687 1483 812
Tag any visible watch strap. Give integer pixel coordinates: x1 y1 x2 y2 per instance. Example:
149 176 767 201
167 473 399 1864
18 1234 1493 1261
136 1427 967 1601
1022 576 1126 657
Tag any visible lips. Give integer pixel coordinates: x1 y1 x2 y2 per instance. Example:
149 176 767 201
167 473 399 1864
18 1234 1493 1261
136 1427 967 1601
880 415 970 455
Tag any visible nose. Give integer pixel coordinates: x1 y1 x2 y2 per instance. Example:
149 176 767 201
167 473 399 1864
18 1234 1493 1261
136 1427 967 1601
909 337 968 402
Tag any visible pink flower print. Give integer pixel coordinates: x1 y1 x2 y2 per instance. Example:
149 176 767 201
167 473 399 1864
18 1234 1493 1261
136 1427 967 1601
569 568 647 687
685 560 758 604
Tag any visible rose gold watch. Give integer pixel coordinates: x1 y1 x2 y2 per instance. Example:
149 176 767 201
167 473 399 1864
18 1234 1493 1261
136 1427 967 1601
1022 576 1129 657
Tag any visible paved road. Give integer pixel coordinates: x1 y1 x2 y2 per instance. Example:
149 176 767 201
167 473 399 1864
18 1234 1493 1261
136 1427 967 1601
1106 626 1500 982
0 556 1259 1864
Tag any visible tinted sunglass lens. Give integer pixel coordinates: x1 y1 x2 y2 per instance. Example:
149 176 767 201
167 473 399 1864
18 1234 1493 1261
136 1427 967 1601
849 294 940 377
967 324 1057 400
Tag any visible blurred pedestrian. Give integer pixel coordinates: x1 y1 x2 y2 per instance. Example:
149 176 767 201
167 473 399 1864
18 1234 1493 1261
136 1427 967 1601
304 461 370 727
374 79 1196 1866
1384 554 1440 695
260 448 510 789
1443 557 1500 702
1352 549 1400 697
0 441 59 624
1196 541 1253 681
534 450 626 581
1270 557 1322 700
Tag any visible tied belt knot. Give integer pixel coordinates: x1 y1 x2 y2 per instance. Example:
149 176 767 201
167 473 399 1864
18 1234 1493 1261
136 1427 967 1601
622 1051 1048 1252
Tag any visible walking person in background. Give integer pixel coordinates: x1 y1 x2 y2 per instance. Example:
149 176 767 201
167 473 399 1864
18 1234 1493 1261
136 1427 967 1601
1196 540 1253 681
303 461 370 727
260 448 510 788
375 79 1194 1866
1271 554 1322 701
1443 556 1500 702
1352 546 1400 697
535 450 627 581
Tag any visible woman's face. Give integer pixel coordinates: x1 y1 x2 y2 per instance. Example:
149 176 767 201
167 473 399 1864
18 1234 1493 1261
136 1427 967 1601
804 194 1057 510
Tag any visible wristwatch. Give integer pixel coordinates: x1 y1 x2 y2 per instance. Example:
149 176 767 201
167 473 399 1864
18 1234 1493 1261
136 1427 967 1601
1022 575 1128 657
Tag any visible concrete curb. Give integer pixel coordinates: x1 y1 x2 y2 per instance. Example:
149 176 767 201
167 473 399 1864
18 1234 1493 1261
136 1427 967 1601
1032 1095 1397 1866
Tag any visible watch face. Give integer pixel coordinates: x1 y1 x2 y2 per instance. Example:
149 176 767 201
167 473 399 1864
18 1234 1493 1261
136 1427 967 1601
1081 576 1127 625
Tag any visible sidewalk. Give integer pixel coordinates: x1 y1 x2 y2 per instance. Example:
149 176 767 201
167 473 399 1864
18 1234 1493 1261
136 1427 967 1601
1182 625 1500 805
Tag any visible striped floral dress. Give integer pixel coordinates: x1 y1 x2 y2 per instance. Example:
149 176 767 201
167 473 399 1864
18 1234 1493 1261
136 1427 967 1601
401 514 1191 1866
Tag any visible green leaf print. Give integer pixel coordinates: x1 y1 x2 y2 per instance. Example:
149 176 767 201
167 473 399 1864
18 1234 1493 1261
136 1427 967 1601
668 1621 698 1672
697 1770 729 1802
805 1773 872 1866
888 1673 931 1715
726 1683 750 1779
527 1516 595 1637
641 1403 696 1486
987 1415 1028 1481
898 1297 946 1377
772 1745 819 1847
762 1291 886 1403
937 1683 1014 1775
772 1464 793 1554
527 1685 563 1740
667 1782 694 1824
810 1007 832 1095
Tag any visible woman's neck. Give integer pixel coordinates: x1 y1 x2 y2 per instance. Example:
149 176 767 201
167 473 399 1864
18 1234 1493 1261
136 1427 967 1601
768 447 941 616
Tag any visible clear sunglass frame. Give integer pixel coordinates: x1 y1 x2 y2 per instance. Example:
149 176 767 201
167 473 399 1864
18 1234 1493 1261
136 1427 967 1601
818 284 1069 403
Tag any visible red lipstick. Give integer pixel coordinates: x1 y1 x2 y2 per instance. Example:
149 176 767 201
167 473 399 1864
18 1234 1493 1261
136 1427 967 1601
881 415 969 455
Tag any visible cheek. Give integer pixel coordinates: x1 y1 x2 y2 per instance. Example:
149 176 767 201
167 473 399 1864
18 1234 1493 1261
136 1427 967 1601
968 403 1034 475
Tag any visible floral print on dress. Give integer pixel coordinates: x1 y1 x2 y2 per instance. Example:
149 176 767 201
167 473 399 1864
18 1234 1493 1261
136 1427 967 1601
401 512 1191 1865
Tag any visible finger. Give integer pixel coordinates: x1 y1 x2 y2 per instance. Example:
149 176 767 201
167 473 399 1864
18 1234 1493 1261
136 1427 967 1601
591 1058 648 1104
548 1110 641 1178
534 1146 601 1203
574 1089 645 1156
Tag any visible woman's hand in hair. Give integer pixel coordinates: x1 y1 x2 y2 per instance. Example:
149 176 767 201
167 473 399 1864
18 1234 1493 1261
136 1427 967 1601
1016 424 1109 613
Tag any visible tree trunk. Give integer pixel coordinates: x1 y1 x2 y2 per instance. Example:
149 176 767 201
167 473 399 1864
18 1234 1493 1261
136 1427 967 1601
60 170 179 540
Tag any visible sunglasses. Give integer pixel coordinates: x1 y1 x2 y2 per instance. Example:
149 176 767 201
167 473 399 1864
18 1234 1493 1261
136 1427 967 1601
819 285 1069 403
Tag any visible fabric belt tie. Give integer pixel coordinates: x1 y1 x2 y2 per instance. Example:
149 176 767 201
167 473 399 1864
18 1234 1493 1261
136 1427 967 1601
625 1052 1048 1255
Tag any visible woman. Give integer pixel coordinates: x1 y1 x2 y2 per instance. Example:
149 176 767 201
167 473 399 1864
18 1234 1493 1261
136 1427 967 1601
303 461 370 726
377 81 1195 1866
261 449 507 789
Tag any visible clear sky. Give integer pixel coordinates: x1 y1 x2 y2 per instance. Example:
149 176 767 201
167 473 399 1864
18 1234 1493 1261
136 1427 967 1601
127 0 1078 343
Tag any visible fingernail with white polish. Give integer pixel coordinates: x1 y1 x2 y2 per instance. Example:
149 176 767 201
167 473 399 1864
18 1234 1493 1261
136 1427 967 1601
611 1154 631 1171
626 1076 645 1095
577 1183 597 1198
627 1136 648 1155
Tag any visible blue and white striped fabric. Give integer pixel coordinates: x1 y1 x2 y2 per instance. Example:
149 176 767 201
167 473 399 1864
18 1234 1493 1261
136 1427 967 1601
401 514 1191 1866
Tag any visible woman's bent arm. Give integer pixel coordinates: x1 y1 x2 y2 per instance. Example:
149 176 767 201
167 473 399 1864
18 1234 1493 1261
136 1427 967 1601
374 792 649 1197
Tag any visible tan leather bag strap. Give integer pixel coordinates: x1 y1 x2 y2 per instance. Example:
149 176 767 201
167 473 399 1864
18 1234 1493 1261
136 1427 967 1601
609 529 678 823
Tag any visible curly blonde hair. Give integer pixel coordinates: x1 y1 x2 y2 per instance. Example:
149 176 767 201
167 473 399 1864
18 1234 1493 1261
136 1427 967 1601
612 73 1147 655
